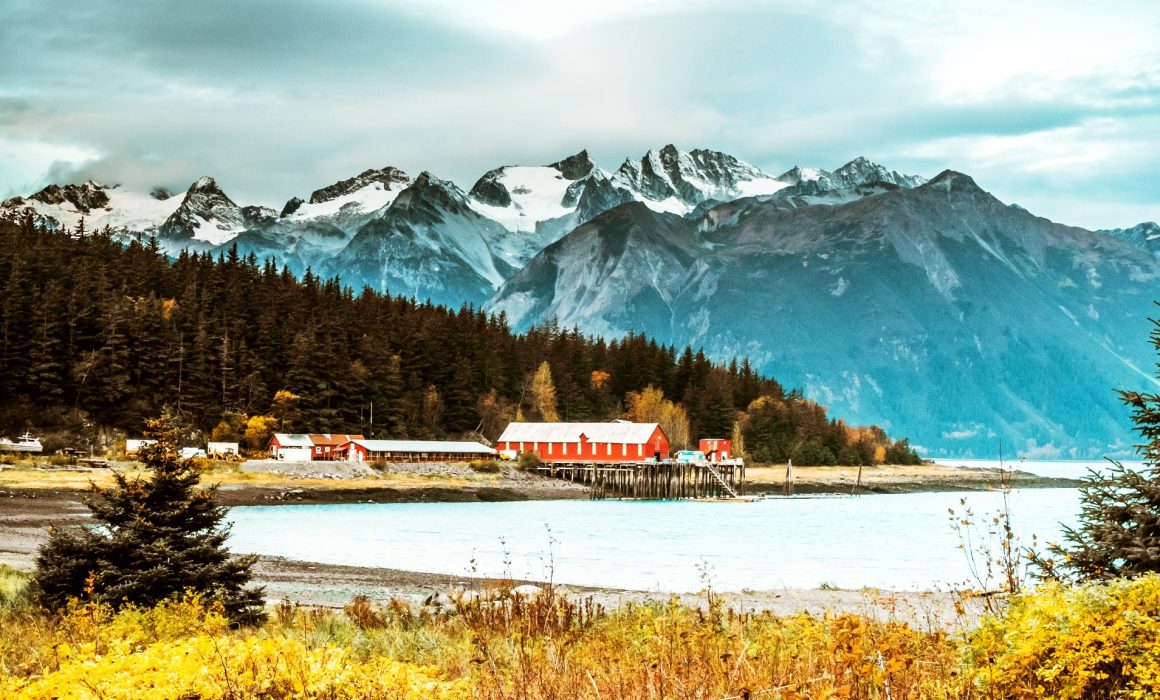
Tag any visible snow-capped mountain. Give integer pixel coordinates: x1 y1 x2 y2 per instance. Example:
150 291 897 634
318 172 515 308
468 150 600 232
828 156 927 190
157 176 275 249
611 145 787 214
464 150 615 266
762 156 930 211
487 170 1160 457
1 181 182 236
1101 221 1160 258
283 166 411 223
0 147 869 286
227 167 414 275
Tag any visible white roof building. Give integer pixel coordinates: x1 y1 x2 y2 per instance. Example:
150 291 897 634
271 434 313 448
348 439 496 455
497 421 663 444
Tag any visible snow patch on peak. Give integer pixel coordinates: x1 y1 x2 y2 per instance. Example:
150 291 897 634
776 166 829 185
467 153 606 234
290 167 412 221
308 166 410 205
831 157 926 190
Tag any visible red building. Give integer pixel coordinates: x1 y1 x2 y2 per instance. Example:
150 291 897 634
268 433 364 461
309 433 363 461
496 421 670 463
699 438 734 462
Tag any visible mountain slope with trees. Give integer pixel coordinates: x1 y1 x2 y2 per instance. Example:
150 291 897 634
0 213 915 464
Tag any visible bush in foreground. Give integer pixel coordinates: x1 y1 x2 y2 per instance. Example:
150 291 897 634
965 574 1160 698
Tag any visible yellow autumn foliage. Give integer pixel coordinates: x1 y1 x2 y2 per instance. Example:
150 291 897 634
8 570 1160 698
964 574 1160 698
1 595 467 700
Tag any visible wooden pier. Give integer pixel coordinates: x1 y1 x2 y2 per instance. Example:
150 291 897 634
534 460 745 500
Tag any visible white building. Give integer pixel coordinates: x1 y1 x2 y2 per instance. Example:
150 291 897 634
268 434 314 461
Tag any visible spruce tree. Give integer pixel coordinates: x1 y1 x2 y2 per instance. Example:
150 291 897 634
34 417 264 623
1037 311 1160 581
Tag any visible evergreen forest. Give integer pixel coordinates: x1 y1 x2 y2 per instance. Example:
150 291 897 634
0 214 919 465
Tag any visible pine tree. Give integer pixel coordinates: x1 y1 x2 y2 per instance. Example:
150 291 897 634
33 417 264 623
1036 311 1160 582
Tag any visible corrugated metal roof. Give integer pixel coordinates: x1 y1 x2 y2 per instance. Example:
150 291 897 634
497 422 663 444
273 433 313 447
349 439 495 454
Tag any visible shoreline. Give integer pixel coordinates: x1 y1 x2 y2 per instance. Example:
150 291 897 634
0 485 991 628
0 466 1070 629
0 460 1081 505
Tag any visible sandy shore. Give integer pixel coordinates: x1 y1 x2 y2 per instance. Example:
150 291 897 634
744 463 1078 495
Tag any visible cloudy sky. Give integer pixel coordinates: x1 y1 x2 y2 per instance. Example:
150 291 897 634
2 0 1157 229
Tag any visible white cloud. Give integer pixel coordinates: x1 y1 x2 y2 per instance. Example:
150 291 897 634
0 0 1157 228
389 0 708 39
0 138 101 199
835 0 1160 106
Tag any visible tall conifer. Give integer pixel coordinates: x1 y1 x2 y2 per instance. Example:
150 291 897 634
34 417 264 623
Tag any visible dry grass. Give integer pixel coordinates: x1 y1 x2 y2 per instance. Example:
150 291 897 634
0 578 971 699
0 462 500 493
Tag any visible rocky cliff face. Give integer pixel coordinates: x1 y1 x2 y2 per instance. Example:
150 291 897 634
612 144 787 211
27 181 112 213
307 166 411 205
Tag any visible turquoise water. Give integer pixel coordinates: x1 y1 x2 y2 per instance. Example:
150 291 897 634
227 486 1084 592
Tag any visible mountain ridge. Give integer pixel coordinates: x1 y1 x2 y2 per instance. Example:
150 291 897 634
486 167 1160 457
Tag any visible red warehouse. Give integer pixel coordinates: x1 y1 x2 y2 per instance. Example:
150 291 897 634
496 421 670 463
699 439 734 462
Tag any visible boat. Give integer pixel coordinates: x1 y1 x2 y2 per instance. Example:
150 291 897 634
0 432 43 453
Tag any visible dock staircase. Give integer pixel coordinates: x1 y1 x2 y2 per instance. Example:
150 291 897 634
704 462 739 498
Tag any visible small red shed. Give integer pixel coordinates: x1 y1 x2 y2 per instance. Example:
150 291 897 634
699 438 733 463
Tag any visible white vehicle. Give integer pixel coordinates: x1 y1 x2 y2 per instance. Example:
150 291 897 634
675 450 707 465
